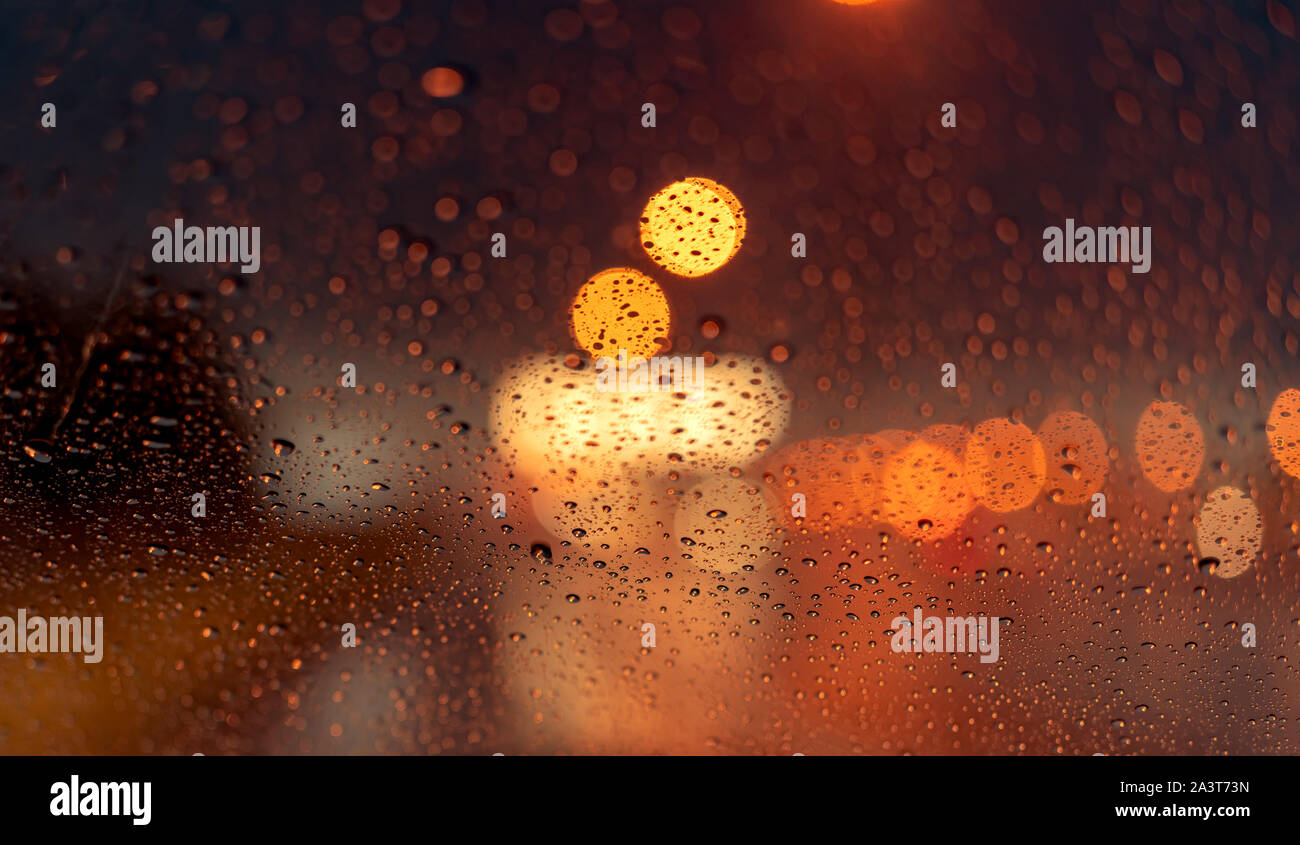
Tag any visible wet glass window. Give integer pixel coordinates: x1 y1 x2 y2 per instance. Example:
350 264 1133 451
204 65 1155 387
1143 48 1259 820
1 0 1297 756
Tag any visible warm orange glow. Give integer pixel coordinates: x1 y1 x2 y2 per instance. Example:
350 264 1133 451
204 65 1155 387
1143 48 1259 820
1134 400 1203 492
1195 486 1261 579
964 418 1046 512
1036 411 1109 504
879 440 972 539
639 178 745 277
1266 388 1300 478
766 434 889 533
570 267 670 359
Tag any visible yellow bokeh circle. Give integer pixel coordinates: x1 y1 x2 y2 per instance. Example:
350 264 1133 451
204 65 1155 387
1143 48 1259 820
570 267 670 359
1266 388 1300 478
639 178 746 277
